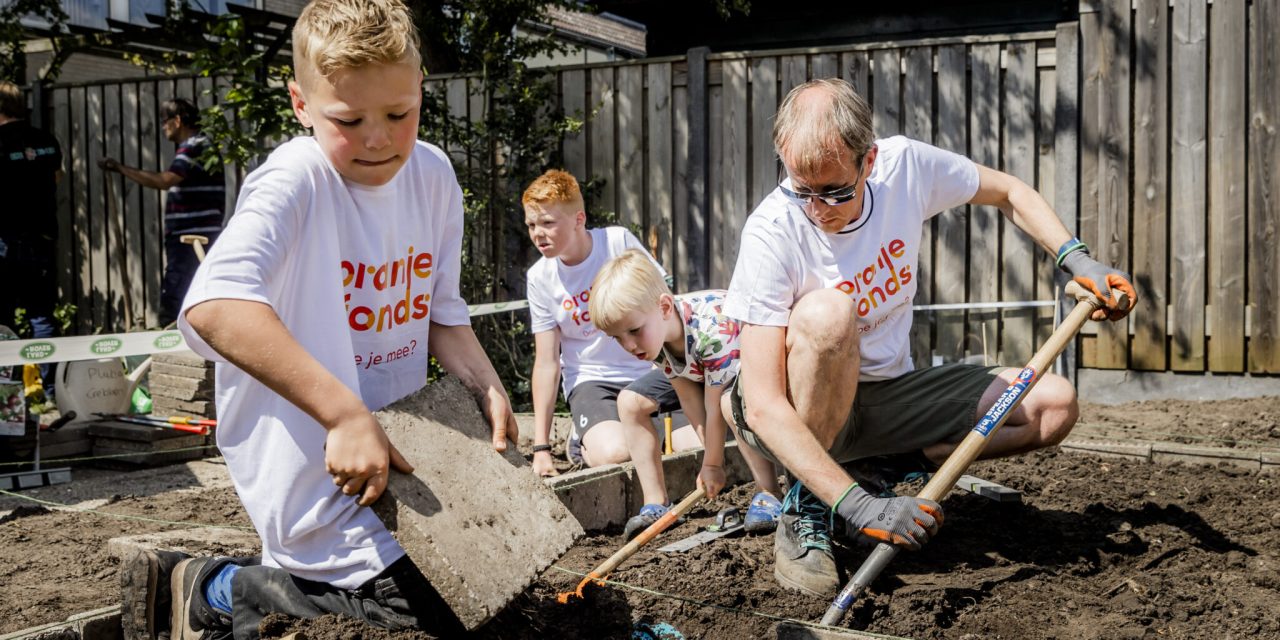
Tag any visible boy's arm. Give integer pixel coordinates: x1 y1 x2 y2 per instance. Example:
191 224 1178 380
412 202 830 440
701 383 728 469
529 330 562 476
428 322 519 454
184 299 412 506
672 377 725 497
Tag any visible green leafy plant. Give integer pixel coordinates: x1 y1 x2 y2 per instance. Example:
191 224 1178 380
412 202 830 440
0 0 70 84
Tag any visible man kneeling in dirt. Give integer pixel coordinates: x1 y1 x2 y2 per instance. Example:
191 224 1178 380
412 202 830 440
721 78 1137 597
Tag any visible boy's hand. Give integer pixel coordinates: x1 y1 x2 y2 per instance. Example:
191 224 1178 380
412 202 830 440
532 451 559 477
325 412 415 507
479 386 519 453
697 463 726 498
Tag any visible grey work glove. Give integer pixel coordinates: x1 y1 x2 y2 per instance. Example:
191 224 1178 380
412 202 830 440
1059 250 1138 322
834 484 943 551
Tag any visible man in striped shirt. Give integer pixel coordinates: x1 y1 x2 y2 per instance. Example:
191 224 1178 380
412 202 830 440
100 98 225 325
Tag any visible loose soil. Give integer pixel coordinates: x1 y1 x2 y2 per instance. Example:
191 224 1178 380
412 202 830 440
2 398 1278 639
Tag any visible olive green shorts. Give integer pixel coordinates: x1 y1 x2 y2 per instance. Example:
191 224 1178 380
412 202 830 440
729 363 1004 465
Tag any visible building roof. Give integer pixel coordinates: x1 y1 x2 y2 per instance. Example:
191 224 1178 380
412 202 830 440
539 6 646 57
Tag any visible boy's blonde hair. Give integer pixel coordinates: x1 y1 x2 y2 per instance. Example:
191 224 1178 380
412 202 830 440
774 78 874 178
522 169 585 211
589 249 672 333
292 0 422 88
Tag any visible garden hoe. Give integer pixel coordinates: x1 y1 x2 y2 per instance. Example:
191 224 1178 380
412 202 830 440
558 486 706 603
820 281 1127 626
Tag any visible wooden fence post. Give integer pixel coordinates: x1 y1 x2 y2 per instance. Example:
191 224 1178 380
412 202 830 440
685 46 710 290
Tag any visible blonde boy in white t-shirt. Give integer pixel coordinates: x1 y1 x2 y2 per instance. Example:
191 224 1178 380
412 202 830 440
523 170 701 476
120 1 518 637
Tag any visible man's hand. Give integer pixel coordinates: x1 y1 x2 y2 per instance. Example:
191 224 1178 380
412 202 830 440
697 463 726 498
325 411 414 507
532 450 559 477
98 157 121 172
834 485 942 551
1061 251 1138 321
479 386 519 453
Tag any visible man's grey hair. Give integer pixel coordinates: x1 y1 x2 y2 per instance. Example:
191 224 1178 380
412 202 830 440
772 78 874 178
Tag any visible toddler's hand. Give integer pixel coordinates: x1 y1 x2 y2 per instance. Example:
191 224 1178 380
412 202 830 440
697 463 726 498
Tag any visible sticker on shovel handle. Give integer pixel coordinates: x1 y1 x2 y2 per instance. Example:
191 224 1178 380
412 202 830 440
972 366 1037 437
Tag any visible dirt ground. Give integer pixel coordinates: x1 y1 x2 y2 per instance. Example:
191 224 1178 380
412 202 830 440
2 397 1278 639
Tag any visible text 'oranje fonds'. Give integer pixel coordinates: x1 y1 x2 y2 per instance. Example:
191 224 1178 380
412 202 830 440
342 247 434 333
834 238 913 317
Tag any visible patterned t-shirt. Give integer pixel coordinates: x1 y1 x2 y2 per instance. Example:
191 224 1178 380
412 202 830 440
660 289 742 387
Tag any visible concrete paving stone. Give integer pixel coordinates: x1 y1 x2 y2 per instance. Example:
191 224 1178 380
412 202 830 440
0 606 122 640
513 413 572 448
106 528 261 561
1060 438 1153 461
149 382 208 403
151 397 215 419
1151 443 1262 471
150 361 215 382
775 621 910 639
152 351 208 369
373 376 583 630
150 373 213 396
548 464 634 531
88 421 202 443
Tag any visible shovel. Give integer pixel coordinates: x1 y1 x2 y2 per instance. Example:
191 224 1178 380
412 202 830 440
820 281 1125 626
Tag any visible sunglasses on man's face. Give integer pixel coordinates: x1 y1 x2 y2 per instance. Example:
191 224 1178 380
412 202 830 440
778 181 859 207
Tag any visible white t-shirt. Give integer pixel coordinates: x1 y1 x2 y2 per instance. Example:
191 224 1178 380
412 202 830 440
178 137 471 588
724 136 979 381
526 227 661 395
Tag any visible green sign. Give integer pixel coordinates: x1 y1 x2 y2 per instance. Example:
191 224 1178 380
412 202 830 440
19 342 55 361
91 337 124 355
153 333 183 349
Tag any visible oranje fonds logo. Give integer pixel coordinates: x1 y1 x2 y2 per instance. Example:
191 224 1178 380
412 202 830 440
342 247 435 332
833 239 913 318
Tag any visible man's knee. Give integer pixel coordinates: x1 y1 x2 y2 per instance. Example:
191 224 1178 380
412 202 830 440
583 422 631 466
617 390 658 422
788 289 858 349
1032 374 1079 446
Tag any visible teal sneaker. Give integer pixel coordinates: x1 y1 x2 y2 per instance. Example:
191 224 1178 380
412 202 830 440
773 482 838 596
743 491 782 534
624 503 681 541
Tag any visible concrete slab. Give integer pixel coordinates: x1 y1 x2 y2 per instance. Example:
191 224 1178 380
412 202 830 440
373 376 583 630
149 374 212 401
150 361 214 382
548 464 634 531
150 397 214 419
1151 443 1262 471
775 620 909 639
1060 438 1153 461
151 351 207 368
106 528 261 561
0 605 121 640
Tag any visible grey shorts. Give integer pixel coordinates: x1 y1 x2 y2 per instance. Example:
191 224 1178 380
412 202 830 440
566 369 686 464
729 363 1002 465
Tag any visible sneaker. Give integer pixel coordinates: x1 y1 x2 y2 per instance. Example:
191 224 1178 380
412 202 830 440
623 503 679 541
773 481 839 597
170 557 234 639
743 491 782 534
120 548 190 640
845 453 935 498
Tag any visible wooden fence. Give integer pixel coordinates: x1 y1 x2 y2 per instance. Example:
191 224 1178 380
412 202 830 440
36 0 1279 374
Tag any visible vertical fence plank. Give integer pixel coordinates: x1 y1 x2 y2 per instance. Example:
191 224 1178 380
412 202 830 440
646 63 674 274
841 51 869 98
780 55 807 97
1207 0 1247 371
686 48 710 290
968 45 1000 364
871 49 902 137
1248 0 1280 372
714 58 749 288
1079 11 1101 367
750 57 778 206
1171 0 1208 370
617 65 644 232
561 70 587 180
1055 23 1080 379
935 45 968 362
1092 0 1132 369
708 77 724 287
139 81 162 327
69 87 90 331
52 88 73 306
86 86 106 331
674 82 691 291
904 46 934 368
1036 62 1057 347
1131 0 1169 371
122 82 144 329
590 67 617 216
103 82 124 331
810 53 838 79
1001 41 1037 366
